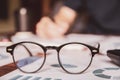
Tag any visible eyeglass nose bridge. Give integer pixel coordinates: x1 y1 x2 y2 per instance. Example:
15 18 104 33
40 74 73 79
45 46 58 51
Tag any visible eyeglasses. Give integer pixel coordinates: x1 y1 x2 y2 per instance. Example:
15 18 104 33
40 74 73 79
6 41 100 74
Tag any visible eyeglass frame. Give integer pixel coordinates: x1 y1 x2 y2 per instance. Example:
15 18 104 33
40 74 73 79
6 41 100 74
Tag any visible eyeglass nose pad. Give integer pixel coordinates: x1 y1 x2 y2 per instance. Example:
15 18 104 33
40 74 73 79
45 46 57 49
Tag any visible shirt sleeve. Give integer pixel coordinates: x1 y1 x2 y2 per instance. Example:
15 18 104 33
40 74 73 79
63 0 83 12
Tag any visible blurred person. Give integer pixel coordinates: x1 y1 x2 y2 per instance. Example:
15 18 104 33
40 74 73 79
36 0 120 39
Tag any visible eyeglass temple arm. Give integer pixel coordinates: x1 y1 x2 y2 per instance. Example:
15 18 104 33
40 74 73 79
20 44 33 56
97 43 100 49
96 43 100 54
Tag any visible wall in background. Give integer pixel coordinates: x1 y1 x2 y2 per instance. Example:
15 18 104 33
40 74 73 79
0 0 57 34
0 0 8 20
0 0 20 34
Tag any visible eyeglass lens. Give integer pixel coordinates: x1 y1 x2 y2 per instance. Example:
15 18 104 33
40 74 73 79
59 43 92 73
13 43 45 73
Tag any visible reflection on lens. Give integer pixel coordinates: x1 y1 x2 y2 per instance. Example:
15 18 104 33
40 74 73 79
59 43 92 73
13 43 45 73
17 56 40 67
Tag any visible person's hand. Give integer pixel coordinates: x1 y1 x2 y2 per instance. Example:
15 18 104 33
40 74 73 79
36 16 69 39
36 6 77 39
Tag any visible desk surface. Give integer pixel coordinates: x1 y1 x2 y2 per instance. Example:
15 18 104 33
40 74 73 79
0 33 120 80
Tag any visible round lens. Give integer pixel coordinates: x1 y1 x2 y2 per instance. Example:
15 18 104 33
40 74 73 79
59 43 92 73
13 42 45 73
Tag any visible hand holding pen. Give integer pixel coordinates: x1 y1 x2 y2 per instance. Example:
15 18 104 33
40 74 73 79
36 6 77 39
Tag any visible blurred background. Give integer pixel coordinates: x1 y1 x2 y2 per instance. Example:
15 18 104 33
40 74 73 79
0 0 58 35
